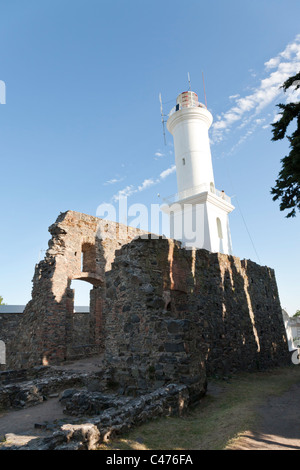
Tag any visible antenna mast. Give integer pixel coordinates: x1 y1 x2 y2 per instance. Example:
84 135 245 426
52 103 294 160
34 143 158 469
202 71 208 108
159 93 167 145
188 72 191 91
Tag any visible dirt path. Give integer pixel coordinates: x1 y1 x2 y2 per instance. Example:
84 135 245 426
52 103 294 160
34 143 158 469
227 382 300 450
0 356 104 448
0 397 66 446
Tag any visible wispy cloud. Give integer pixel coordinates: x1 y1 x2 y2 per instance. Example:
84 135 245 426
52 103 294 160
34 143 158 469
160 165 176 179
154 149 173 160
138 178 157 191
104 176 125 186
112 165 176 202
212 35 300 145
112 185 136 200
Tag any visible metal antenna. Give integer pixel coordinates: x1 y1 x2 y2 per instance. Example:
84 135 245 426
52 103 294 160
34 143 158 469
202 71 207 108
188 72 191 91
159 93 167 145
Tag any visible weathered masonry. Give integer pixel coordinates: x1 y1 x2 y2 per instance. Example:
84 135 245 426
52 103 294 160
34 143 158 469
0 306 23 349
6 211 148 369
5 210 290 400
103 236 290 400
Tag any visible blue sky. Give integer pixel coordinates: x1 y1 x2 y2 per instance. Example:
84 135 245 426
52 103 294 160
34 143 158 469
0 0 299 314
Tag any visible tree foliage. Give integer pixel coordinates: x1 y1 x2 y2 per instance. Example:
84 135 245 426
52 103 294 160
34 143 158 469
271 71 300 217
293 310 300 318
0 296 6 305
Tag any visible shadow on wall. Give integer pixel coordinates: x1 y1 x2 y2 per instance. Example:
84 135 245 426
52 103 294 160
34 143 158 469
103 236 290 389
203 255 264 376
188 249 289 375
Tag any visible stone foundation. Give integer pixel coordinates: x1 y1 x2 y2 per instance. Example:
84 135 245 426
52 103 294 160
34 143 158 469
0 383 190 450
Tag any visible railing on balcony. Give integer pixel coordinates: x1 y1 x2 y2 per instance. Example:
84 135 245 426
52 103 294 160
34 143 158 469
163 183 232 205
169 101 207 117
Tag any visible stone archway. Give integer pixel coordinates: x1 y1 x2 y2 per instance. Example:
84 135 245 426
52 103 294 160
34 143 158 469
66 273 104 360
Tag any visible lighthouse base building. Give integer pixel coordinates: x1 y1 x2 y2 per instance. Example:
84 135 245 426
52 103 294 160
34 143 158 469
162 188 234 254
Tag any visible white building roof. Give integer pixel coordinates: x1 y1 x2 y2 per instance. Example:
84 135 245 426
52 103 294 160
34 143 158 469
74 307 89 313
0 305 89 314
0 305 25 313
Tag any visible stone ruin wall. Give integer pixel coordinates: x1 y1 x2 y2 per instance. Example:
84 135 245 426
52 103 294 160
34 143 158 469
0 313 23 348
6 210 148 369
103 236 290 401
3 210 290 401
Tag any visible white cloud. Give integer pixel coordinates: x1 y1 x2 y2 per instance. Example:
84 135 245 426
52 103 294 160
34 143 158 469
154 151 165 157
272 112 282 123
264 56 281 70
138 178 157 191
111 165 176 202
212 35 300 144
112 185 136 202
104 177 124 186
285 85 300 103
160 165 176 179
255 118 265 125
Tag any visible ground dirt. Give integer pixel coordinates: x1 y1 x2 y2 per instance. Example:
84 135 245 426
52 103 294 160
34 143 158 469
0 356 104 447
1 358 300 450
226 382 300 450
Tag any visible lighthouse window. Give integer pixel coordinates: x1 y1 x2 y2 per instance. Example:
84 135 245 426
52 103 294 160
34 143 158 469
182 158 186 166
216 218 223 239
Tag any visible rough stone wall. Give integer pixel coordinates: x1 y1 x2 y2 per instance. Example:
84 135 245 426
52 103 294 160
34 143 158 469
0 313 23 371
0 311 97 369
6 211 147 369
5 210 289 399
103 236 289 399
72 313 91 347
0 313 22 346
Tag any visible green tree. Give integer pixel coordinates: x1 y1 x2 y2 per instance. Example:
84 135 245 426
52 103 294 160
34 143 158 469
271 71 300 218
0 296 6 305
293 310 300 318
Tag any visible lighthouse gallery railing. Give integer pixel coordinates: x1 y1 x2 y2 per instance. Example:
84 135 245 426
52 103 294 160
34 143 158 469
163 184 232 205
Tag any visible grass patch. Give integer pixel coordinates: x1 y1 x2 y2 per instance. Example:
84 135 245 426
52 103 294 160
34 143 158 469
99 365 300 450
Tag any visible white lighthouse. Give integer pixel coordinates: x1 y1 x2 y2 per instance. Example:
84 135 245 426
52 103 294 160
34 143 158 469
161 90 234 255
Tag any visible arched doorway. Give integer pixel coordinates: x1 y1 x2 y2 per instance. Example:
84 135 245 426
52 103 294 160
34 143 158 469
66 274 104 360
69 279 92 349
